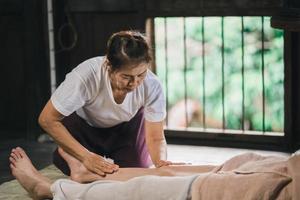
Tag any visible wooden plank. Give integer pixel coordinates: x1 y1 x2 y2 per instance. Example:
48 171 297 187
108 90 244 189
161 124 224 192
0 14 26 135
22 0 50 139
67 0 141 12
271 15 300 31
165 130 287 152
287 0 300 8
0 0 23 15
145 0 284 16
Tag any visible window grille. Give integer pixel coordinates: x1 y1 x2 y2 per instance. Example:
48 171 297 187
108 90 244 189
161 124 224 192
154 16 284 136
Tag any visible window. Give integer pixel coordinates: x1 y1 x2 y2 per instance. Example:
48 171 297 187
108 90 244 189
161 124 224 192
153 17 284 136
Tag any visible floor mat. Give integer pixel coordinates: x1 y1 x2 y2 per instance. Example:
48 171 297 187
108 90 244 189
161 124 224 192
0 165 67 200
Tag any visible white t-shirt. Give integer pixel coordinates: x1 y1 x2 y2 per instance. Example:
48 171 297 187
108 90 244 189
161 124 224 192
51 56 166 128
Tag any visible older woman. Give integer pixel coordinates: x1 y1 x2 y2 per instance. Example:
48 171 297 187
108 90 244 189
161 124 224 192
38 30 170 176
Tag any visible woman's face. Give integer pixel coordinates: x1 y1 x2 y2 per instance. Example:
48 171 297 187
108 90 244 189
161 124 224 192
110 62 148 93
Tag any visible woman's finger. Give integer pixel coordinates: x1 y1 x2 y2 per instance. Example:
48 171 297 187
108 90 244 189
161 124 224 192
102 167 114 174
101 160 119 171
94 167 106 176
113 164 119 171
98 160 114 169
105 162 119 171
156 160 175 167
108 163 119 171
95 160 115 173
99 163 114 173
170 162 190 165
155 161 165 168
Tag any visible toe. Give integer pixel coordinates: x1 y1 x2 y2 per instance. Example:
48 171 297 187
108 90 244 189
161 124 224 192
14 148 23 159
9 157 16 165
10 163 16 176
58 147 65 156
16 147 26 158
11 152 19 160
10 163 15 169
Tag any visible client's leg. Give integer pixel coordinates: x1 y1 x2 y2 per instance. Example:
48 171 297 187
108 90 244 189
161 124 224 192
9 146 217 199
59 148 216 183
59 147 157 182
9 147 53 200
58 147 103 183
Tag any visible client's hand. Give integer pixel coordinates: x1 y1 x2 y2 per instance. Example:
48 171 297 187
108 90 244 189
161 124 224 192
83 151 119 176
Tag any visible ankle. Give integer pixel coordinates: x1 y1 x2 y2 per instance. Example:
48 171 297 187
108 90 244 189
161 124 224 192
32 182 52 200
70 173 84 183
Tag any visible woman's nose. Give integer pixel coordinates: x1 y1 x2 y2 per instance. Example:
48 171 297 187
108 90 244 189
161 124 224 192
129 76 138 86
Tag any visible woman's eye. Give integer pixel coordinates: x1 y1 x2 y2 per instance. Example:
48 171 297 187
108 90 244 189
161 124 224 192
138 73 146 78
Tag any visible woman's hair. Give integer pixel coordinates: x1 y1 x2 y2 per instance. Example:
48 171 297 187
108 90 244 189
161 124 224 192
106 30 152 71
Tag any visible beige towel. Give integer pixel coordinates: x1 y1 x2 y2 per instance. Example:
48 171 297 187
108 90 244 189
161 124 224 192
191 153 294 200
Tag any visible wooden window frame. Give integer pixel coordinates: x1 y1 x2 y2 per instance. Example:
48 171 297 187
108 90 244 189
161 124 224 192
146 16 300 152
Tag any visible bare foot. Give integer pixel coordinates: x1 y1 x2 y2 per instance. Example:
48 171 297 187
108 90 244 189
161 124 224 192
9 147 52 200
58 148 103 183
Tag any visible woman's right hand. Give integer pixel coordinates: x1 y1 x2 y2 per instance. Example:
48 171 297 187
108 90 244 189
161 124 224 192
82 151 119 176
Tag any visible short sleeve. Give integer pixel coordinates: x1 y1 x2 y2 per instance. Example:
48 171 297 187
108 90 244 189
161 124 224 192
51 71 89 116
144 80 166 122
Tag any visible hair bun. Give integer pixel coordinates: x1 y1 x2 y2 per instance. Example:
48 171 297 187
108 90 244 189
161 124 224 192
106 30 152 71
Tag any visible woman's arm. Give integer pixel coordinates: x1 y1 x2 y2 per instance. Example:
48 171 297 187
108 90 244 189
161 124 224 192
38 100 118 175
145 120 170 167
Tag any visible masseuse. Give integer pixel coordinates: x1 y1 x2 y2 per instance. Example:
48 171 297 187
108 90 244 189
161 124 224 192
38 30 171 176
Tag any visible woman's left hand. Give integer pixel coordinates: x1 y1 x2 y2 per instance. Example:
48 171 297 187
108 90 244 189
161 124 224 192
155 160 189 167
154 160 172 167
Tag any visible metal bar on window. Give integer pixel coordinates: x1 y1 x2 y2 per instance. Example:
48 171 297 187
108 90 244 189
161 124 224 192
202 17 206 129
183 17 188 128
261 16 266 133
221 17 226 130
164 18 169 127
241 16 245 131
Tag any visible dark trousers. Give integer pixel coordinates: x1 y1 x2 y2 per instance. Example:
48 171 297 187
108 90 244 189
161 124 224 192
53 108 152 175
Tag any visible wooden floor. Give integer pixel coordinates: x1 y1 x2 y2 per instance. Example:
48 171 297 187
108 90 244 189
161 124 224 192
0 139 289 184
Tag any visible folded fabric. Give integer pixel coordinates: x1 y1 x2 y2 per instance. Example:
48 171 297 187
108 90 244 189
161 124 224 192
286 153 300 200
191 153 295 200
191 170 291 200
51 175 198 200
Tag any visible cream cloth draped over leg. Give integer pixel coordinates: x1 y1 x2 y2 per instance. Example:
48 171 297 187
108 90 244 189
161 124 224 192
50 175 198 200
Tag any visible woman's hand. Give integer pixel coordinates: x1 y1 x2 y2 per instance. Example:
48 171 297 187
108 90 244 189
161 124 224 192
82 151 119 176
154 160 172 167
155 160 190 168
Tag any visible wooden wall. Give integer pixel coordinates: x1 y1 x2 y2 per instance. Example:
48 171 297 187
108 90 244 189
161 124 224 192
0 0 50 140
144 0 283 16
54 0 146 84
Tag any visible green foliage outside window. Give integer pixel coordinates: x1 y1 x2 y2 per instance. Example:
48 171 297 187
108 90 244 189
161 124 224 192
154 17 284 132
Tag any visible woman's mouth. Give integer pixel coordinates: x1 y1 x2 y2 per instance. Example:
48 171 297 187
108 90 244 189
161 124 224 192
125 87 135 91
